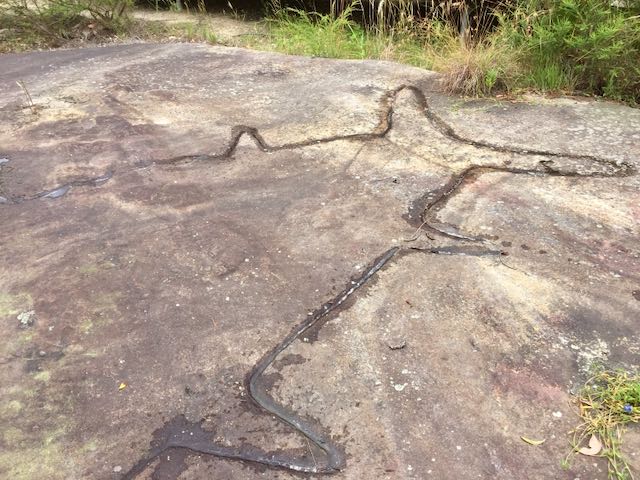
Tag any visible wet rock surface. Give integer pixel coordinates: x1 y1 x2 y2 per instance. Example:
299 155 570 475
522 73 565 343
0 43 639 480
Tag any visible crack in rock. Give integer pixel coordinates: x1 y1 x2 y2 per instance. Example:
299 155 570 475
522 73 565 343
0 170 113 204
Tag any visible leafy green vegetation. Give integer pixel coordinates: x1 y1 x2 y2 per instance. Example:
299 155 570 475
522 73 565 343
261 7 380 59
257 0 640 103
566 369 640 480
0 0 133 51
243 6 434 68
499 0 640 102
245 5 520 96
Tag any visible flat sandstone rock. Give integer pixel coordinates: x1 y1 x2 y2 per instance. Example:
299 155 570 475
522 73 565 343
0 43 639 480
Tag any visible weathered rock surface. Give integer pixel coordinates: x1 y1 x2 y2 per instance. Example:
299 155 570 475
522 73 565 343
0 43 639 480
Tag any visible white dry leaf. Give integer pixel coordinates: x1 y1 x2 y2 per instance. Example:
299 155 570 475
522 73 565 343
578 435 602 456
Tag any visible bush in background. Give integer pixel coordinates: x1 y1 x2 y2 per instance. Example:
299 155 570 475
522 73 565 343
500 0 640 102
0 0 133 49
262 0 640 102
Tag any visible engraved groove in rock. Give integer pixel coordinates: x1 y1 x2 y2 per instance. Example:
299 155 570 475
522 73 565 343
1 85 633 204
123 247 402 477
406 163 624 242
123 245 506 478
22 84 629 477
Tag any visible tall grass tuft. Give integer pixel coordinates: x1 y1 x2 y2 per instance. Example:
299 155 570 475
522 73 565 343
435 41 521 95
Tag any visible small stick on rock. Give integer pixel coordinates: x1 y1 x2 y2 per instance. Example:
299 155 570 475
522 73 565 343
16 80 36 114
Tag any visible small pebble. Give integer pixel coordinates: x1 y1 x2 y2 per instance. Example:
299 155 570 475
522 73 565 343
386 337 406 350
113 465 122 473
17 311 36 328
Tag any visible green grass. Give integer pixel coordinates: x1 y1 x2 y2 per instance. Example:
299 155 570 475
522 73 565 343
250 0 640 103
497 0 640 103
133 19 217 43
175 21 217 43
523 60 576 92
566 369 640 480
247 9 522 96
245 6 404 61
265 7 377 59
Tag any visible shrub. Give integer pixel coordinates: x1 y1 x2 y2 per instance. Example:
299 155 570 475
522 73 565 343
502 0 640 102
0 0 133 48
